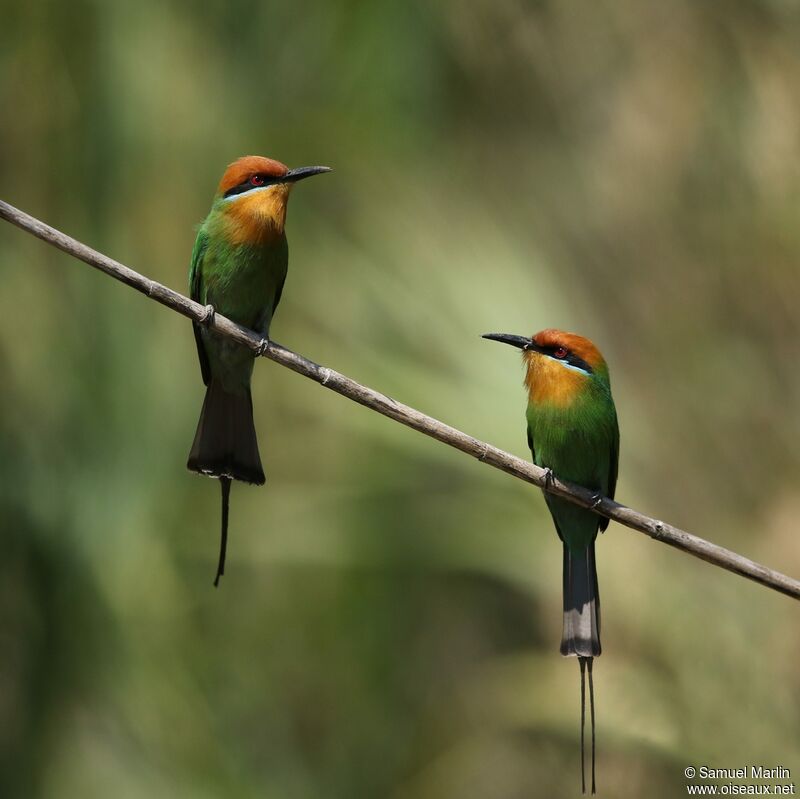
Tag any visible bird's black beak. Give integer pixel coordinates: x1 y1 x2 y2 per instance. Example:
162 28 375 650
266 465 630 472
283 165 332 183
482 332 538 351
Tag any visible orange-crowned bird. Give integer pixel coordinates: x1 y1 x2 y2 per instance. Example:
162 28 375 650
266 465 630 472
188 155 330 586
483 328 619 794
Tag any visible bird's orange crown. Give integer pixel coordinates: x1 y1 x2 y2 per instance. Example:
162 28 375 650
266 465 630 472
217 155 289 196
524 329 608 407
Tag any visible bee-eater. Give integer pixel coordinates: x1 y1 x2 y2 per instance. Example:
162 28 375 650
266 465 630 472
187 155 330 586
483 328 619 794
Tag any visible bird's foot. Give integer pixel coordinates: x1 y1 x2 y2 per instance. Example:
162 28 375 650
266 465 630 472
542 467 554 490
199 304 215 327
255 337 270 357
589 492 607 534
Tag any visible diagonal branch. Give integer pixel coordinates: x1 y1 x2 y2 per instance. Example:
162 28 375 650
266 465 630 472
1 198 798 601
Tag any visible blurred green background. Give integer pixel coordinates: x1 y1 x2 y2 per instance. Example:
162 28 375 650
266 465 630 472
2 1 799 797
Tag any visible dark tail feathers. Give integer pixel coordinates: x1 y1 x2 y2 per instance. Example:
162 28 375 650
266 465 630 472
187 379 265 485
561 542 601 657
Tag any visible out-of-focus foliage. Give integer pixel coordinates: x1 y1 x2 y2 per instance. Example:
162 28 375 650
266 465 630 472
1 1 799 797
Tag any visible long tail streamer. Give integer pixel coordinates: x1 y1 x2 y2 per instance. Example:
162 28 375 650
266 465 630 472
214 477 232 587
578 656 596 794
579 657 586 793
588 657 596 794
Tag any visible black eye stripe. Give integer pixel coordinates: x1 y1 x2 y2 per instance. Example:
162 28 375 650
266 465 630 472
543 346 593 374
223 175 281 198
567 354 593 373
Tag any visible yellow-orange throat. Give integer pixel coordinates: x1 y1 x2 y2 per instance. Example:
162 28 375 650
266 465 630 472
222 184 291 245
524 350 589 407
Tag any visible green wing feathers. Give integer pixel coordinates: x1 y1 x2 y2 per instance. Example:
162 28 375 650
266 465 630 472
189 230 210 386
599 412 619 533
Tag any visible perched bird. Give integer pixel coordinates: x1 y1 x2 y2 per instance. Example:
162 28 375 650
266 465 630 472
483 328 619 794
188 155 330 586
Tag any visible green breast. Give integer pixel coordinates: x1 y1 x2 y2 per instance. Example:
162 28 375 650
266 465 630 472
200 235 288 334
526 390 618 550
526 398 615 490
194 230 289 393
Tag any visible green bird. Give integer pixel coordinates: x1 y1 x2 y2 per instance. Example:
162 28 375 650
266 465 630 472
187 155 330 586
483 328 619 794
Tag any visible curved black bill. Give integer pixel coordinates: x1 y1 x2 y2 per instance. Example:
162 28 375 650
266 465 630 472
482 333 534 350
284 165 332 183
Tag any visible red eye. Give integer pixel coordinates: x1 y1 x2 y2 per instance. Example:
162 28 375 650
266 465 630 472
554 346 568 359
250 174 265 186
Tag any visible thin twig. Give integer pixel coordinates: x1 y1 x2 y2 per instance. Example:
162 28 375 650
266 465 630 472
1 198 798 601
